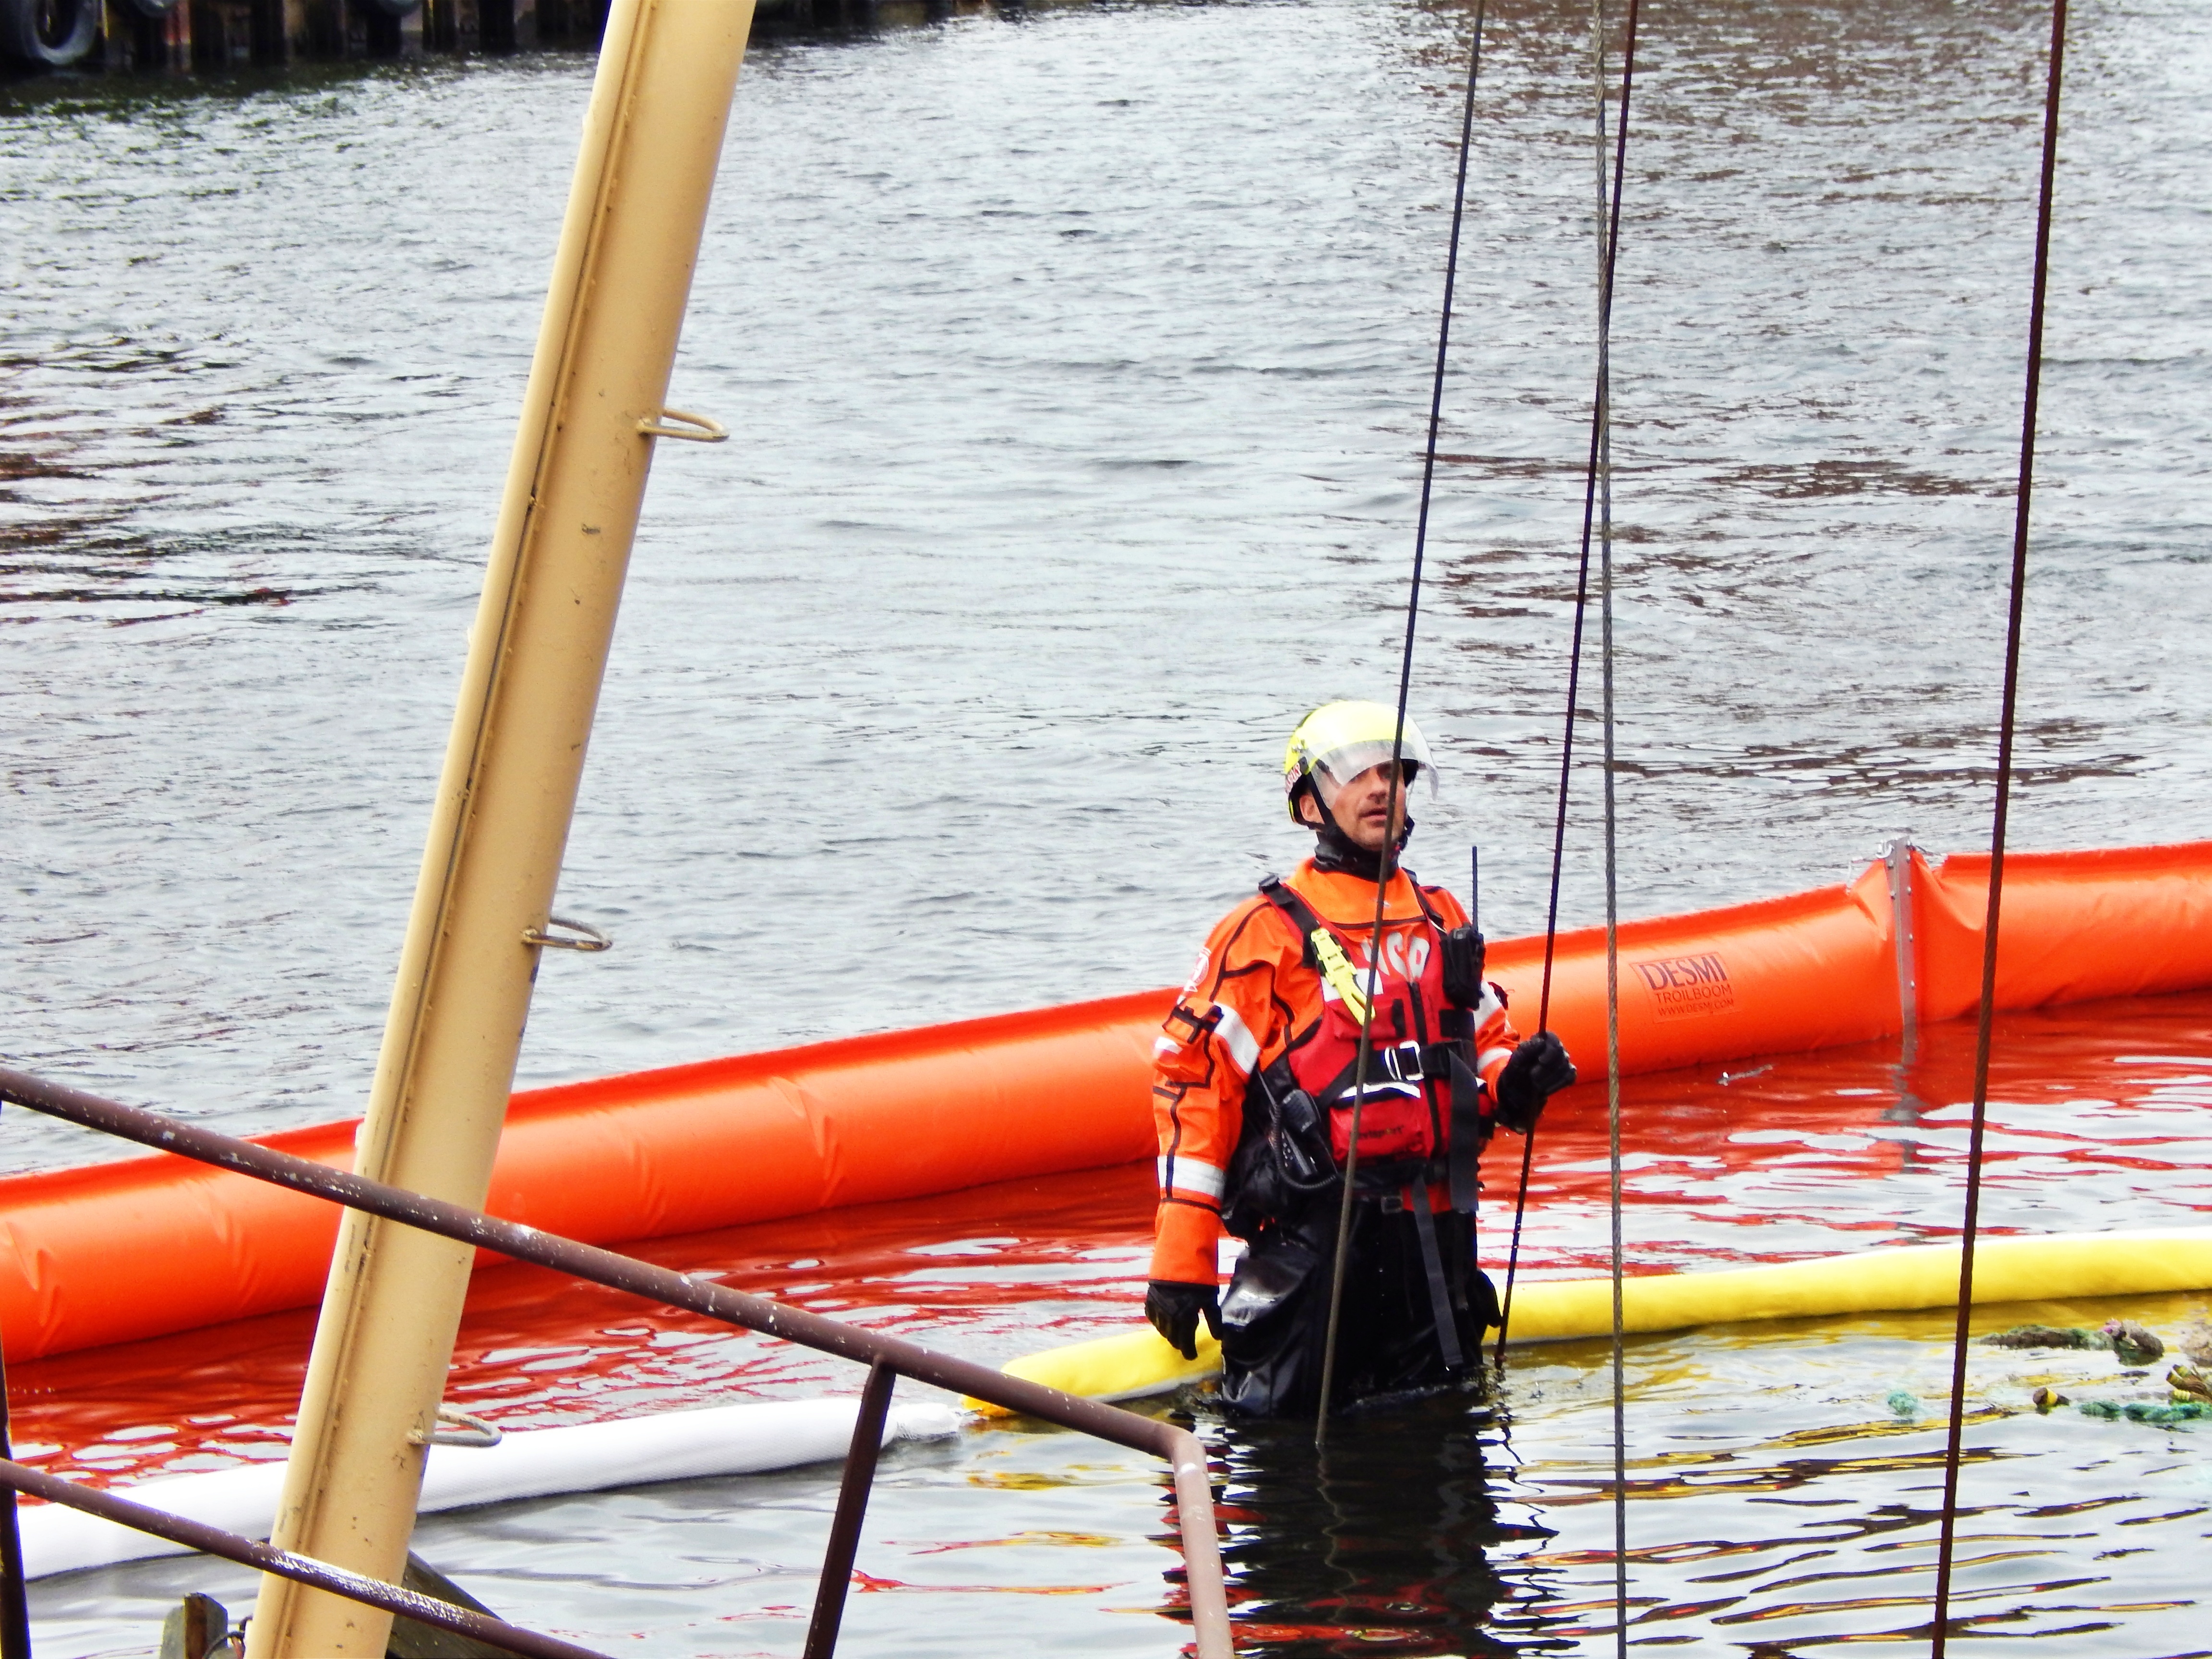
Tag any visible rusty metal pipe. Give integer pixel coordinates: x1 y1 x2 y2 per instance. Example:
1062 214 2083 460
0 1341 28 1659
0 1068 1233 1659
0 1456 609 1659
802 1357 894 1659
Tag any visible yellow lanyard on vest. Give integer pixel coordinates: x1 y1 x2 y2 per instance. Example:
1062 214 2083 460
1309 927 1373 1026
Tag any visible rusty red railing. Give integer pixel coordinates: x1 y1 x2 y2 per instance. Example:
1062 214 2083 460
0 1066 1233 1659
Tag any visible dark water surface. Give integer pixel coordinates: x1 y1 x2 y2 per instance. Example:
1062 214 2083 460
5 0 2212 1651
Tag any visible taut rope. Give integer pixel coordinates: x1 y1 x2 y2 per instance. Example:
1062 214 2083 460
1929 0 2068 1648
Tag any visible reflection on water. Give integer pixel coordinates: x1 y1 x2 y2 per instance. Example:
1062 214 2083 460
1214 1395 1526 1651
15 994 2212 1654
1470 1308 2212 1652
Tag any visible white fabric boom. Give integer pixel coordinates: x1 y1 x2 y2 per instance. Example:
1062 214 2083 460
20 1397 964 1581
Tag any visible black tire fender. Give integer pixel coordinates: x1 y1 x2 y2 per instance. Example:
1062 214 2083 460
0 0 103 65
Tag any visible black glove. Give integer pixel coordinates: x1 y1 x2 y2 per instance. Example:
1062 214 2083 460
1493 1031 1575 1134
1440 925 1487 1008
1145 1280 1223 1360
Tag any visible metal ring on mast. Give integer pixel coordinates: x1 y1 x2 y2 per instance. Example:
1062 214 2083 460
637 408 729 443
522 914 613 952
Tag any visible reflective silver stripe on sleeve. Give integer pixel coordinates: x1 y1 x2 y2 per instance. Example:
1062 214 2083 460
1479 1046 1515 1074
1212 1005 1260 1075
1157 1155 1226 1201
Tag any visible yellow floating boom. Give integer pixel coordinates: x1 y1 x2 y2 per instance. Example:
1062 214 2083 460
967 1228 2212 1415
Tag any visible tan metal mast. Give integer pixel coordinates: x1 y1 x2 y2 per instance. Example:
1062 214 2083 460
247 0 754 1649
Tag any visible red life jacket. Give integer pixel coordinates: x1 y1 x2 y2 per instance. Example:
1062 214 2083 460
1256 876 1483 1188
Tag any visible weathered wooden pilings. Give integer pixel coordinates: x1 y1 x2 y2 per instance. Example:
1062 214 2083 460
0 0 429 71
17 0 582 70
0 0 1015 70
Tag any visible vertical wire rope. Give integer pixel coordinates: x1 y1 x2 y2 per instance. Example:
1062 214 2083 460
1493 0 1643 1371
1928 0 2067 1649
1312 0 1489 1447
1590 0 1638 1643
1602 390 1631 1656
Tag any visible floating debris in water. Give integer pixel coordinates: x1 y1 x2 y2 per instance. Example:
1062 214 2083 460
1984 1324 2109 1351
2031 1386 2070 1411
1885 1389 1920 1419
2104 1320 2165 1367
1991 1318 2176 1371
2076 1398 2212 1426
2177 1317 2212 1369
2169 1364 2212 1407
1984 1322 2167 1366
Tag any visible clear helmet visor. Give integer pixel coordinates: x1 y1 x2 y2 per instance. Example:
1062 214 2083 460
1307 736 1438 806
1283 701 1440 822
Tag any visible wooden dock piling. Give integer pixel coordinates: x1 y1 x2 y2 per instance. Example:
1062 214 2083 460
4 0 1025 69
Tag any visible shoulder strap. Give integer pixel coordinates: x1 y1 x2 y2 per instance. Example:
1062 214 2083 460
1257 876 1372 1024
1256 875 1325 961
1410 880 1452 934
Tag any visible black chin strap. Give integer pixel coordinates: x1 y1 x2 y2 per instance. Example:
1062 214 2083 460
1304 793 1415 881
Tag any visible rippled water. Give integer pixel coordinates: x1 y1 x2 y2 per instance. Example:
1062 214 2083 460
5 0 2212 1650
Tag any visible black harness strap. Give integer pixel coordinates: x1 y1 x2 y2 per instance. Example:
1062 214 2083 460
1256 875 1328 963
1406 1184 1465 1372
1414 884 1487 1215
1446 1048 1485 1213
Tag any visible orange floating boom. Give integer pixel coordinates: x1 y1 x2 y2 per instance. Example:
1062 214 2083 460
5 839 2210 1364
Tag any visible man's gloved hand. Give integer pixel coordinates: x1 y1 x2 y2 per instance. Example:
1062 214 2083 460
1493 1031 1576 1134
1145 1280 1224 1360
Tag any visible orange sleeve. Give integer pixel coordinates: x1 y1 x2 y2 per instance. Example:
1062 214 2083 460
1147 897 1301 1285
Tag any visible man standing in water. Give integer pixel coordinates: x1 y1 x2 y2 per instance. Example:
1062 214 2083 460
1144 701 1575 1415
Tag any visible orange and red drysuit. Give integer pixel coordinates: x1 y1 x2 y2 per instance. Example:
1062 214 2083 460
1149 858 1519 1289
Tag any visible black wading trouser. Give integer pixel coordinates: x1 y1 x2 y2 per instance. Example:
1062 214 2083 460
1216 1193 1502 1419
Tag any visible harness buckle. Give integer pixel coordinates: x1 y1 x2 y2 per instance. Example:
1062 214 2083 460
1376 1039 1426 1085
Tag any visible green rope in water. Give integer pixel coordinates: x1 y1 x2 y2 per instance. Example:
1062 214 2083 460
2074 1399 2212 1424
1942 1323 2212 1425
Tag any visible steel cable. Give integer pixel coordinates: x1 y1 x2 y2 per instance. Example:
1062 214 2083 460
1928 0 2068 1649
1493 0 1642 1382
1588 0 1638 1643
1312 0 1489 1446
